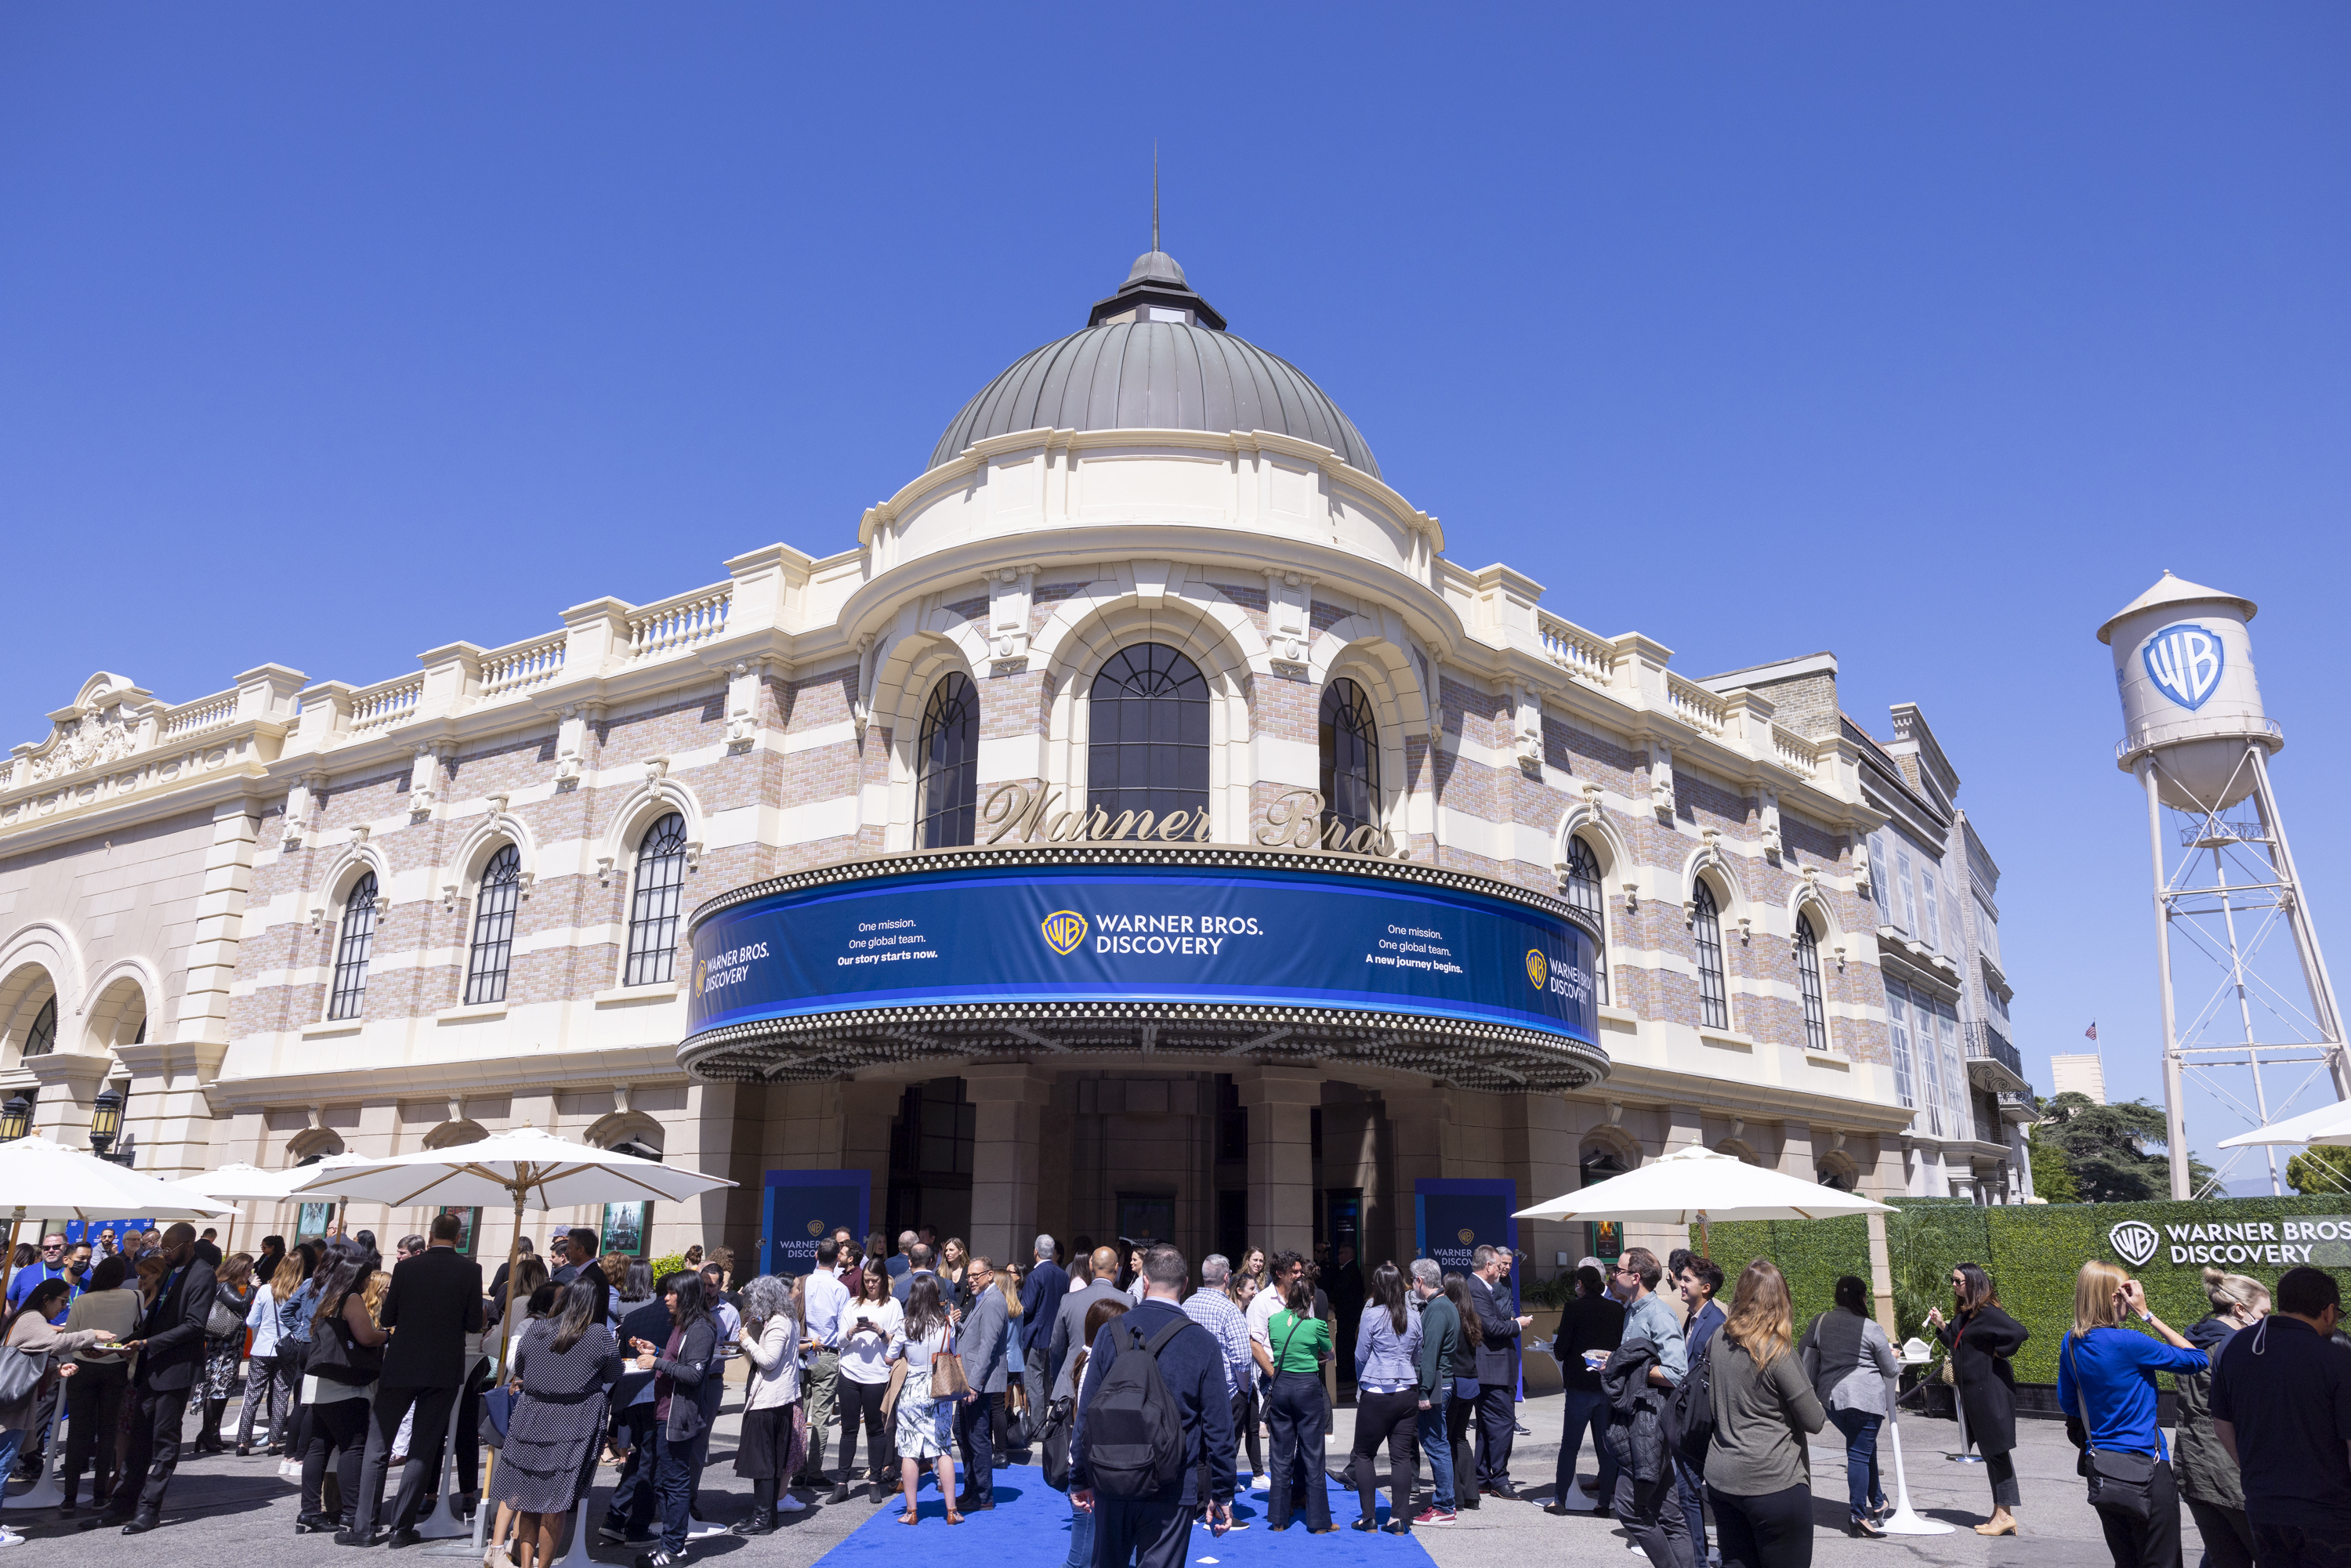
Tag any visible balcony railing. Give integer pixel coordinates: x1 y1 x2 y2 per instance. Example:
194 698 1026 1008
1997 1090 2041 1122
1964 1020 2024 1083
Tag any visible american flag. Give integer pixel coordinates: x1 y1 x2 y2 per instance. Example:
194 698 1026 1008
2085 1022 2099 1041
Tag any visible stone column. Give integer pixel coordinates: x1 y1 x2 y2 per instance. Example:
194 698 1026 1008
1385 1092 1447 1268
1241 1066 1320 1260
966 1064 1056 1268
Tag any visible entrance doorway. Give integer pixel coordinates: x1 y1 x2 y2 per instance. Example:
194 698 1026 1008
886 1077 973 1244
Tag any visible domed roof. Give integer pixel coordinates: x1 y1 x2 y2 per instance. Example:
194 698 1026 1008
929 251 1380 478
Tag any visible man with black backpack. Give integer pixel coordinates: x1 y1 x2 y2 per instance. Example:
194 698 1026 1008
1071 1244 1235 1568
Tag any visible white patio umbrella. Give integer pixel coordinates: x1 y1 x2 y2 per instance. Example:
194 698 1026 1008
284 1125 735 1353
2216 1097 2351 1149
180 1150 373 1200
0 1134 236 1240
1513 1143 1896 1254
288 1126 735 1559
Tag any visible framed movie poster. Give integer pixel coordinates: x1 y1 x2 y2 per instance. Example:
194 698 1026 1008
297 1201 337 1240
1588 1219 1623 1260
439 1207 479 1256
601 1202 650 1257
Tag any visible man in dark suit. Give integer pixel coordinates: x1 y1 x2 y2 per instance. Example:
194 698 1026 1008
563 1227 612 1313
1019 1233 1067 1386
107 1222 216 1533
1467 1244 1533 1501
350 1211 485 1545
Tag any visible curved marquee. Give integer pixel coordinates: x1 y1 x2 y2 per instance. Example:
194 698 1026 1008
678 847 1607 1093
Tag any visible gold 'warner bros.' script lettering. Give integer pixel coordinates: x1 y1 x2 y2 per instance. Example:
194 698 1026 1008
976 783 1411 860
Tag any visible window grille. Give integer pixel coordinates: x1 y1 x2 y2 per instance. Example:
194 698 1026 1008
1693 880 1729 1030
464 845 523 1005
1795 915 1828 1052
1086 644 1210 824
1887 984 1916 1110
1317 677 1381 838
1563 838 1609 1006
916 672 980 849
21 997 56 1059
328 873 379 1020
623 813 688 987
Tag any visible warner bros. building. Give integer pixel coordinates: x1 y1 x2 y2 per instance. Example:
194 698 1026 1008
0 250 2038 1276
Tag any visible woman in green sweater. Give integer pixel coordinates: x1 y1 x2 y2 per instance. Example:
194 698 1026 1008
1705 1260 1828 1568
1262 1276 1336 1534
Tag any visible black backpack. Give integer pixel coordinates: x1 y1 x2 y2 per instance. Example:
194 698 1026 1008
1082 1317 1195 1498
1661 1338 1715 1465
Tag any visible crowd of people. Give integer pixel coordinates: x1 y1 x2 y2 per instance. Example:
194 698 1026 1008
3 1214 2349 1568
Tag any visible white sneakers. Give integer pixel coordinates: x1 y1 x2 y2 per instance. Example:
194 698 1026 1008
1250 1473 1270 1491
0 1527 24 1548
777 1492 809 1513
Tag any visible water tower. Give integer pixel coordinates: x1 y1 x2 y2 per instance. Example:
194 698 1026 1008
2102 572 2350 1197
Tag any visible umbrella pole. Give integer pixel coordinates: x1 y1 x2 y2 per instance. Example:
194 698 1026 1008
476 1182 528 1554
1698 1211 1711 1261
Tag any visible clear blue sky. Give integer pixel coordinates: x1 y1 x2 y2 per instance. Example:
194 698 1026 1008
6 7 2348 1182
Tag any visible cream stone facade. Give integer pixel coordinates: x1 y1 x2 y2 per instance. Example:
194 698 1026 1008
0 250 2031 1279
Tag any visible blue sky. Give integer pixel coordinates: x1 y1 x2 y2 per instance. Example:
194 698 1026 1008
5 6 2348 1183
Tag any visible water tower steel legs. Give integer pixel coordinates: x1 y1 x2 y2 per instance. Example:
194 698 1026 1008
2144 762 2193 1200
2144 746 2351 1201
2251 748 2351 1101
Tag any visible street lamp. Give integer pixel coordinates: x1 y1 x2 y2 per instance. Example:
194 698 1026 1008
0 1094 32 1143
89 1088 124 1161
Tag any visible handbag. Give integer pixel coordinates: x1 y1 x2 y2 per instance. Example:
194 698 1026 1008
2067 1335 2156 1523
879 1357 909 1419
1038 1394 1074 1490
930 1349 971 1400
207 1293 245 1338
480 1386 516 1450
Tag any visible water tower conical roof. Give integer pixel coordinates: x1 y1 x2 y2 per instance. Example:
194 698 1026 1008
2097 570 2259 645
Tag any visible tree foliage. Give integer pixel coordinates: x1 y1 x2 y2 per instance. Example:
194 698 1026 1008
2034 1092 2215 1202
2027 1121 2081 1204
2287 1145 2351 1198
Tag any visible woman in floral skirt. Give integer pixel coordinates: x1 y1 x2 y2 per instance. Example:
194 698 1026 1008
887 1275 961 1525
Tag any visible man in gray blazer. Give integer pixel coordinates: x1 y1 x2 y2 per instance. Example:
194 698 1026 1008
1048 1245 1126 1396
955 1255 1012 1511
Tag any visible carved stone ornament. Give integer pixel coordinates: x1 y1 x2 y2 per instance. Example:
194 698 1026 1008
28 701 139 784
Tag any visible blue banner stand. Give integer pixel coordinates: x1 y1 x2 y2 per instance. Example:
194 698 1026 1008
759 1169 871 1277
1415 1176 1523 1399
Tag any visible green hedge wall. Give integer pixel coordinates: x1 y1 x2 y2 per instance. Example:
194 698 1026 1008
1698 1195 2351 1385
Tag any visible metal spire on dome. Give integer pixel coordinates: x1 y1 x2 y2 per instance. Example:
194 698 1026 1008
1153 140 1160 255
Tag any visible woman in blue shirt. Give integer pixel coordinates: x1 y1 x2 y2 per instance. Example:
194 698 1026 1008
2056 1259 2207 1568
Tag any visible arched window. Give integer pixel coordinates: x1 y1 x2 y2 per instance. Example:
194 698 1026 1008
1318 678 1380 838
465 845 523 1006
1692 879 1729 1030
328 872 379 1021
1563 837 1609 1006
916 672 980 849
1795 914 1828 1053
1087 644 1209 823
624 813 689 987
21 997 56 1059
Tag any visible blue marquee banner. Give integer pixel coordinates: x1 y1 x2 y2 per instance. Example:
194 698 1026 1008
688 860 1599 1046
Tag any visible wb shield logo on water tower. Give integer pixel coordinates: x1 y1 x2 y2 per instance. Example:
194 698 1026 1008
2143 622 2226 712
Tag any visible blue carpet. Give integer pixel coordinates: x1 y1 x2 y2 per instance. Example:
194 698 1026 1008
816 1464 1438 1565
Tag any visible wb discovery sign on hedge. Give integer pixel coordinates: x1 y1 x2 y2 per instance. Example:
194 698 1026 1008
2109 1215 2351 1269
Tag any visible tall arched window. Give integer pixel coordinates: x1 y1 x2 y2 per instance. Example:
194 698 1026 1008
328 873 379 1020
624 813 689 987
465 845 523 1005
1795 914 1828 1052
1088 644 1209 823
1318 678 1380 838
1563 837 1609 1007
1692 879 1729 1030
916 672 980 849
21 997 56 1059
